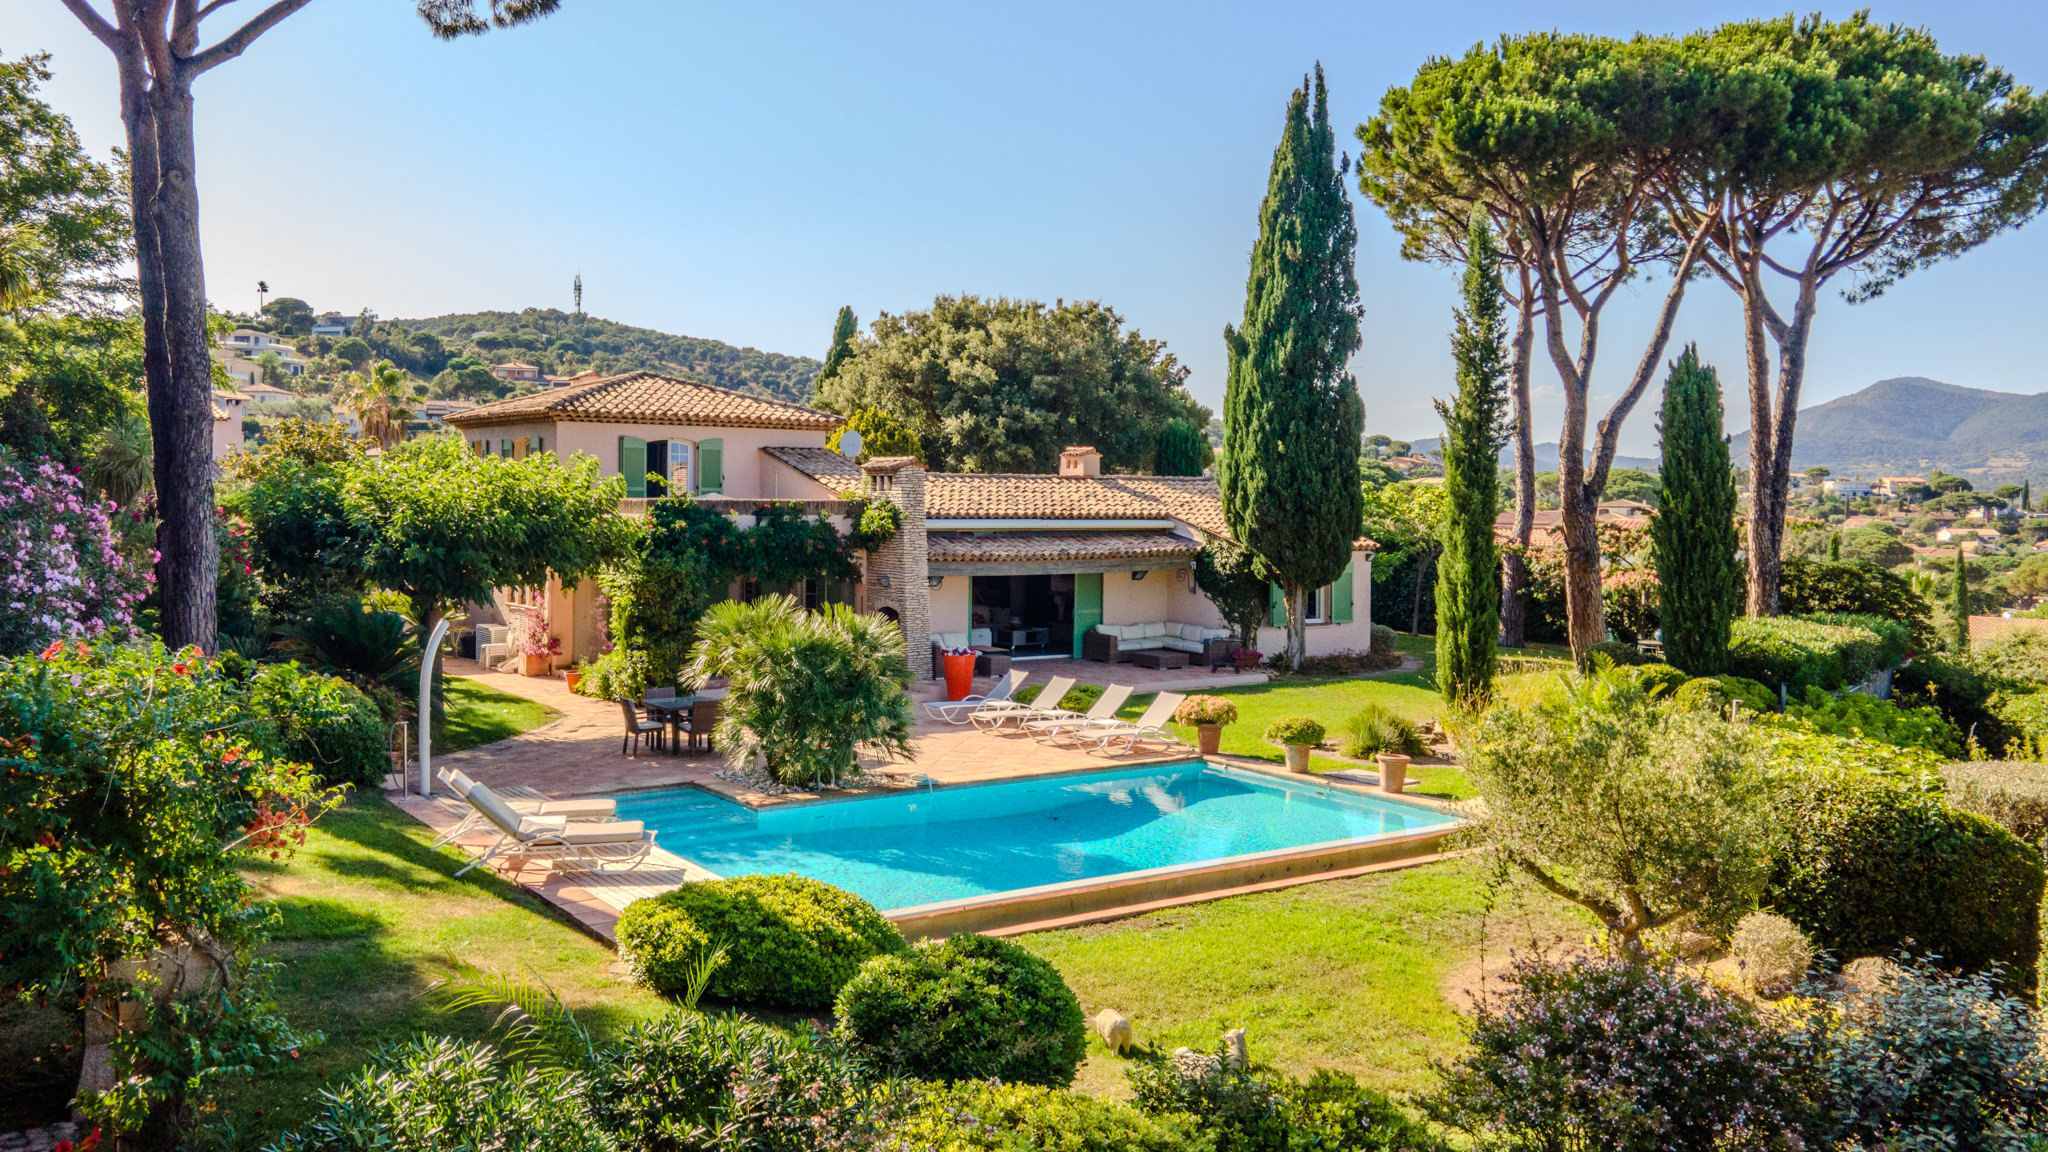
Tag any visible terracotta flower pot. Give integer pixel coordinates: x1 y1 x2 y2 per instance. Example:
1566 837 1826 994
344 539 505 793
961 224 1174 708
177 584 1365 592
563 671 583 693
1196 723 1223 756
1284 744 1312 773
520 652 548 677
942 652 977 701
1375 752 1411 793
1234 654 1260 672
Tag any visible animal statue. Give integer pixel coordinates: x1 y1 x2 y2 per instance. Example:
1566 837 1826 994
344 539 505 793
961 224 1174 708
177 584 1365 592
1222 1027 1248 1069
1092 1008 1132 1055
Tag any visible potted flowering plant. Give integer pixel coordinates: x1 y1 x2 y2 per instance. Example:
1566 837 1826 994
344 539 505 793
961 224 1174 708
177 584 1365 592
1175 695 1240 756
563 660 585 694
1232 647 1263 672
1264 715 1325 773
509 612 560 677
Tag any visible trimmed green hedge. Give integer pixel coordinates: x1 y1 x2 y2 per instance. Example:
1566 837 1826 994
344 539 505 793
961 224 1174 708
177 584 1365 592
243 662 388 787
1944 761 2048 845
1727 615 1898 692
835 933 1088 1087
1764 766 2043 988
617 874 906 1008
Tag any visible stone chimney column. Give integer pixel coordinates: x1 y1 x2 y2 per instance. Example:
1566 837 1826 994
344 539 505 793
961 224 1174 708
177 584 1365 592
861 457 932 679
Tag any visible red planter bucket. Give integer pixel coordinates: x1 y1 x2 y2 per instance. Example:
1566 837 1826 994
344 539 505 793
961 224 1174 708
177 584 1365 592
942 652 977 701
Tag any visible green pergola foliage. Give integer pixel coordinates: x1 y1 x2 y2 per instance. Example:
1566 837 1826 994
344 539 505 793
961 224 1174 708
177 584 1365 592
1221 66 1365 670
340 437 629 630
1652 347 1740 676
1435 215 1512 707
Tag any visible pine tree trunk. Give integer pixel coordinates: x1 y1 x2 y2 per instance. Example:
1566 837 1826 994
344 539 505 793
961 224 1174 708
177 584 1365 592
1499 287 1537 649
1742 262 1820 620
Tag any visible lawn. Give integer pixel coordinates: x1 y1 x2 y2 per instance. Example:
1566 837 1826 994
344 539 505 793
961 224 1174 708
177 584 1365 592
433 674 561 753
1027 853 1590 1098
224 794 669 1142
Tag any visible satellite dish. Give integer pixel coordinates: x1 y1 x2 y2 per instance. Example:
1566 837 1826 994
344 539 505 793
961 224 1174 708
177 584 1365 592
836 429 863 459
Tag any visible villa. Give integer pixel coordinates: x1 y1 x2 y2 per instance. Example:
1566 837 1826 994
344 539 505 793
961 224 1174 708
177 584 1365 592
444 371 1377 678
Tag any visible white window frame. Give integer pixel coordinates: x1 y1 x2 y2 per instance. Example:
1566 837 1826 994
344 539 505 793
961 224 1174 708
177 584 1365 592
1306 584 1330 625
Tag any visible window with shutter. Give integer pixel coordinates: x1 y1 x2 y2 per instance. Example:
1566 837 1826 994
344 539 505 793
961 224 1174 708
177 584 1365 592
617 435 646 498
699 438 723 494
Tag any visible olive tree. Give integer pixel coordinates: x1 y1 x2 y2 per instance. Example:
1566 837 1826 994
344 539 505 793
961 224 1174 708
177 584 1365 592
1460 674 1777 950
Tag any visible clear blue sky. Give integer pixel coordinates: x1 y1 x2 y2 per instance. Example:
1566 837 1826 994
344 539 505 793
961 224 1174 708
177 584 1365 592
14 0 2048 455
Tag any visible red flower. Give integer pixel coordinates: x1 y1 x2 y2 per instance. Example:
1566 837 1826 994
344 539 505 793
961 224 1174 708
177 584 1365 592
36 832 58 850
171 662 189 674
40 640 64 659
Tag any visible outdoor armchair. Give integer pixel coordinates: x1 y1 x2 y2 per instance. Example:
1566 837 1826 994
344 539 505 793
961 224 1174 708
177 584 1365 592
430 769 617 848
925 668 1030 725
452 783 656 877
1075 692 1189 755
971 675 1076 731
1024 684 1134 744
619 698 667 756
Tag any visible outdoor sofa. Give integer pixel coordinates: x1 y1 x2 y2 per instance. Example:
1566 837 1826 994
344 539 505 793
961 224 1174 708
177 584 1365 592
1083 622 1236 668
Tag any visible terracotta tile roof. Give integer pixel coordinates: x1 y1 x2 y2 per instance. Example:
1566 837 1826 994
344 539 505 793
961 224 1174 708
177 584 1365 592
1971 615 2048 642
762 445 863 486
928 531 1200 565
443 371 841 431
927 474 1231 536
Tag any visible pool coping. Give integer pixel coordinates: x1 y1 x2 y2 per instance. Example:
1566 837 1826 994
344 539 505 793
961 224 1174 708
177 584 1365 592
625 758 1469 939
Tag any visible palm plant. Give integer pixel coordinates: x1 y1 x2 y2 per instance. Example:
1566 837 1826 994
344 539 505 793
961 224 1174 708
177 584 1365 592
277 600 418 693
0 225 43 312
86 409 154 506
342 359 422 449
684 595 916 788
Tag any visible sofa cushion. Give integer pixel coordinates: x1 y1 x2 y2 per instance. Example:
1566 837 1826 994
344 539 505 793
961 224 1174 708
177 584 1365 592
934 632 969 649
1174 622 1205 641
1141 622 1168 639
1159 637 1203 653
1199 627 1234 642
1122 637 1165 651
969 628 994 647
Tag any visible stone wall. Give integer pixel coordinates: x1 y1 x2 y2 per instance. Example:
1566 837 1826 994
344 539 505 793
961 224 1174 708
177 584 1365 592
860 457 933 678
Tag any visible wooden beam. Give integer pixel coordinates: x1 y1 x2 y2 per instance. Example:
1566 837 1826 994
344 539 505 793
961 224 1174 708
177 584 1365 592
929 558 1194 578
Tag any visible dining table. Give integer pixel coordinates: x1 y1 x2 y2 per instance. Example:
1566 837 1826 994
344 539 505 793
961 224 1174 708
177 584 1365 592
641 694 699 754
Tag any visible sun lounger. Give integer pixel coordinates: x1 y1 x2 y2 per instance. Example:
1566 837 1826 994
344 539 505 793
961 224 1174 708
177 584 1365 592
451 783 656 877
1024 684 1134 744
970 675 1078 732
924 668 1029 725
1076 692 1189 755
431 770 618 847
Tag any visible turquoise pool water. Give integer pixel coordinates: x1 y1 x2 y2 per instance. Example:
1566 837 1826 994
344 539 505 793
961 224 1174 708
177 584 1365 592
611 762 1458 912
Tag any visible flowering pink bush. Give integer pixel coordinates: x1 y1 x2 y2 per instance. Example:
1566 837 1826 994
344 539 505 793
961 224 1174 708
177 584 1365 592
0 458 150 654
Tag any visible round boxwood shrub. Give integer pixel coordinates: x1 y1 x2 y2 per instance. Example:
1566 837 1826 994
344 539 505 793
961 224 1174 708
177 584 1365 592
1582 639 1652 668
835 932 1087 1087
243 661 388 787
616 874 906 1009
1764 766 2043 987
1264 715 1325 747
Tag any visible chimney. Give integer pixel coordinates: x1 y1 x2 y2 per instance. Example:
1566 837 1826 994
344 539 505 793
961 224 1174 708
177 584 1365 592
1058 446 1102 478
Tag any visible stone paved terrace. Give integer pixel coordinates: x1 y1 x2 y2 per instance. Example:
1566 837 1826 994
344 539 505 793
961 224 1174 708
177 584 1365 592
396 659 1216 936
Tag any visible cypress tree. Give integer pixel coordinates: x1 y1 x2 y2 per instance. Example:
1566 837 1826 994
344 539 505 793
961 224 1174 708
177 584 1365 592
814 305 858 395
1220 65 1365 670
1827 533 1841 562
1155 418 1207 476
1435 214 1512 707
1651 346 1741 675
1953 545 1970 652
2025 479 2032 512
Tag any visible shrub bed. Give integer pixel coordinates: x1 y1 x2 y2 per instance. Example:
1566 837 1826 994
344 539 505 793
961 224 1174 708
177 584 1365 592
1895 655 2007 751
242 662 389 787
835 933 1087 1087
1764 766 2043 986
616 874 905 1008
1727 615 1894 692
1779 687 1963 758
894 1081 1203 1152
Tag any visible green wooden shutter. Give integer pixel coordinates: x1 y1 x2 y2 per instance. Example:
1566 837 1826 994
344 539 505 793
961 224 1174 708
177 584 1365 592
1073 573 1103 656
618 435 646 498
1333 558 1354 623
698 438 723 494
1269 583 1284 628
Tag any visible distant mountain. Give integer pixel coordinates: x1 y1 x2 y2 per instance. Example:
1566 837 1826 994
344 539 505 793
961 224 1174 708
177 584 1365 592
1407 436 1660 473
395 308 823 404
1730 376 2048 480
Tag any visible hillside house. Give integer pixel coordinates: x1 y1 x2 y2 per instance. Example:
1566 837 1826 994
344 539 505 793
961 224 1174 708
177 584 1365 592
492 362 543 383
312 312 367 337
1875 476 1927 496
444 371 1376 677
1823 479 1874 499
212 389 246 460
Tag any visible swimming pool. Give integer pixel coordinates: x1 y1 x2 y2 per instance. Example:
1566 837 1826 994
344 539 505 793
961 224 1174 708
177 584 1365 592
611 762 1460 914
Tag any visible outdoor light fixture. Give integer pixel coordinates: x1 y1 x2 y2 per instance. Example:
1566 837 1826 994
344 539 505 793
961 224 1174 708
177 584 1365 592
1132 570 1148 581
878 574 892 588
929 575 944 588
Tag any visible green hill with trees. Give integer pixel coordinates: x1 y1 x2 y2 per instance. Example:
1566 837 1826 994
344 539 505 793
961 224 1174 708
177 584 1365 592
1730 376 2048 480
